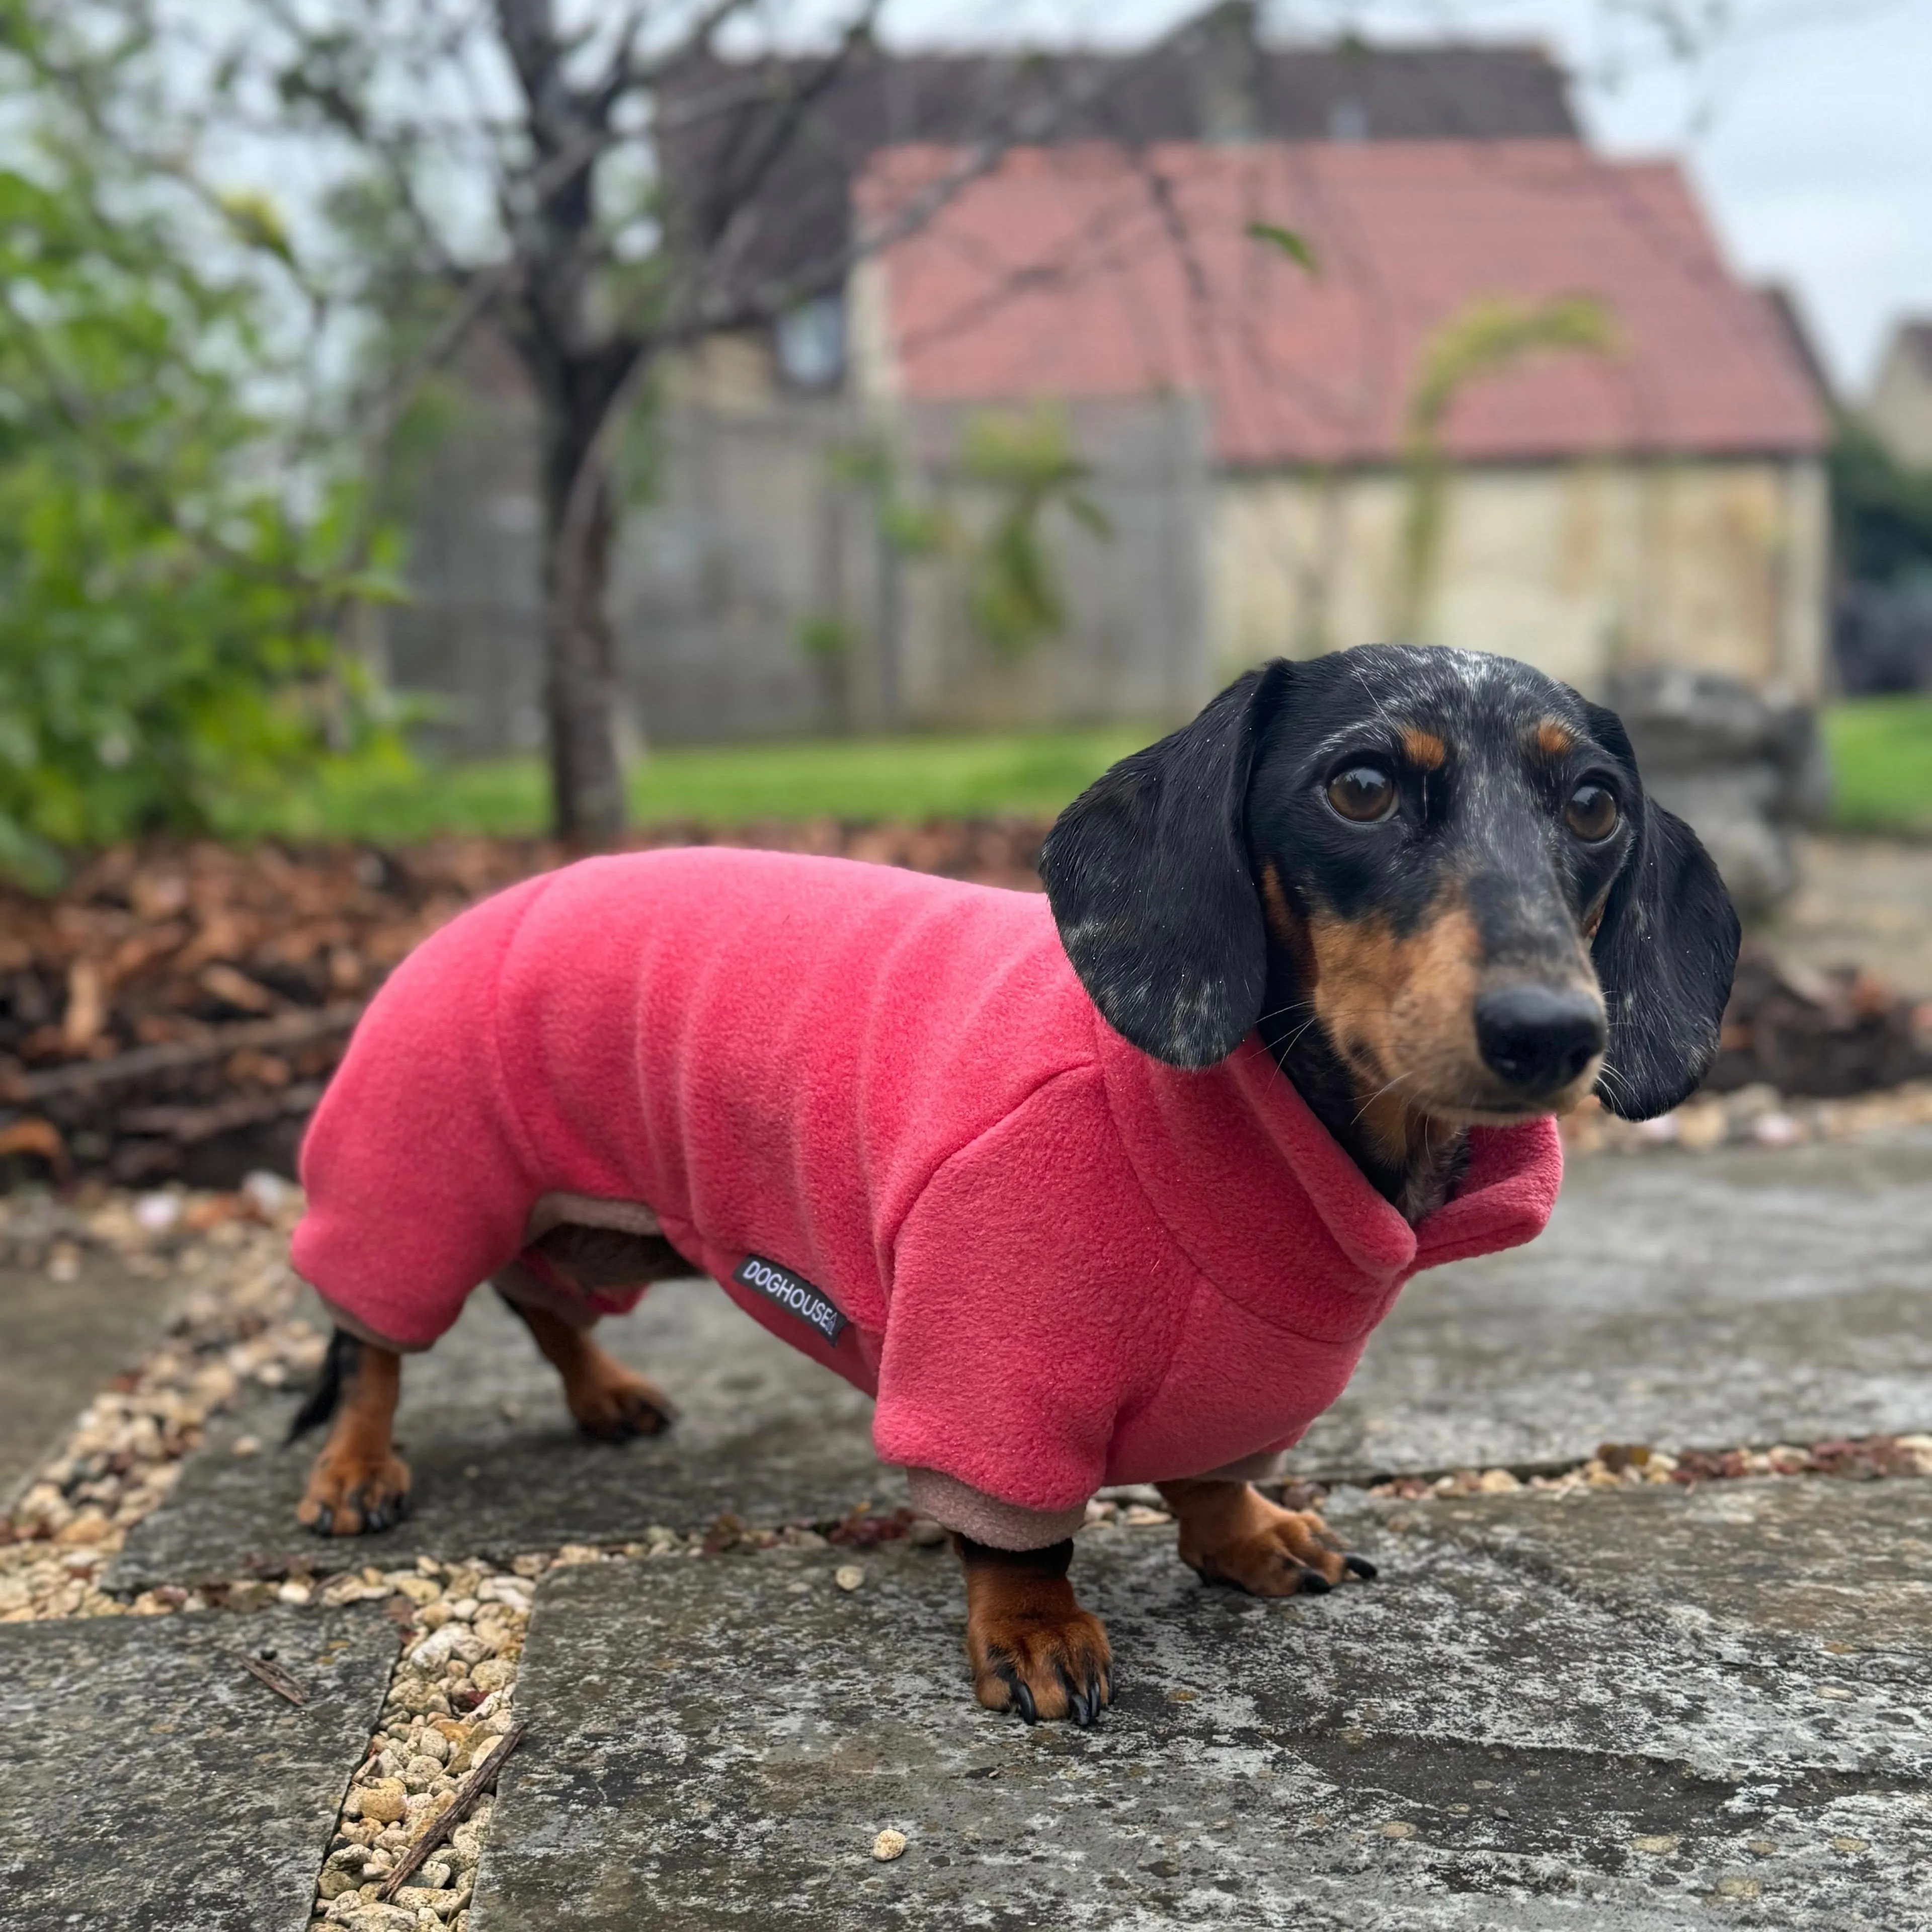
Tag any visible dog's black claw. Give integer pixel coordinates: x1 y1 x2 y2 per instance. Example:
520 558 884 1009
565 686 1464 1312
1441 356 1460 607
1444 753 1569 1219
1012 1679 1038 1725
1343 1554 1378 1579
365 1502 391 1533
309 1505 333 1536
1060 1667 1095 1727
1297 1567 1333 1595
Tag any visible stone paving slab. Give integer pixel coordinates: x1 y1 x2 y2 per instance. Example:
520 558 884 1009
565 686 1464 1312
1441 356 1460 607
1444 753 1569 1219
0 1257 182 1509
111 1279 899 1589
1299 1131 1932 1474
0 1603 393 1932
1395 1477 1932 1650
472 1483 1932 1931
112 1133 1932 1590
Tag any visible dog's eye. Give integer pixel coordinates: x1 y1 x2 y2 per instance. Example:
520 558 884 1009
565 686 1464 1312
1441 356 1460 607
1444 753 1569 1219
1564 783 1620 842
1326 765 1397 824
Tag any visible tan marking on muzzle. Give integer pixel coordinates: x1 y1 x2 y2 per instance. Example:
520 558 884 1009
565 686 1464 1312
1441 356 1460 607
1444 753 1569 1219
1305 899 1485 1111
1307 893 1604 1121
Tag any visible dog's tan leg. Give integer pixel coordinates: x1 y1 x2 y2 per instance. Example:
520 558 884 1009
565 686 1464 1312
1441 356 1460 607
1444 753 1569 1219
298 1336 411 1536
1156 1478 1377 1596
502 1299 675 1441
956 1536 1111 1725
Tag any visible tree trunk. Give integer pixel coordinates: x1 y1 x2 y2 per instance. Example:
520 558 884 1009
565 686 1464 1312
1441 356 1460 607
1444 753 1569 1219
540 413 625 844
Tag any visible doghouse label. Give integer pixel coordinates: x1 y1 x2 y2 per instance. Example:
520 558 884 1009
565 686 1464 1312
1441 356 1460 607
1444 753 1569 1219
734 1254 848 1344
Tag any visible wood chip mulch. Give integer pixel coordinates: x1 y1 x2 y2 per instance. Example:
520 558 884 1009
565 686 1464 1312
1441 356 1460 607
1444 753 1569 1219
3 825 1928 1189
0 822 1049 1187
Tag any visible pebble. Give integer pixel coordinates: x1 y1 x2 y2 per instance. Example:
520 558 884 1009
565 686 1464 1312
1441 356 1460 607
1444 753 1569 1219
1564 1078 1932 1160
134 1191 183 1232
0 1185 323 1628
834 1565 864 1591
355 1781 410 1824
872 1829 908 1862
1378 1821 1417 1839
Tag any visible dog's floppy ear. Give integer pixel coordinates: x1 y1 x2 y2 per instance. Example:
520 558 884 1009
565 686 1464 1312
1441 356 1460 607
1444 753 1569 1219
1041 663 1286 1068
1583 703 1741 1121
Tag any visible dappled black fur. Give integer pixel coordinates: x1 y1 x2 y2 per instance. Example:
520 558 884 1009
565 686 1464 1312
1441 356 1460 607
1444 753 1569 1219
1040 665 1284 1068
286 1326 359 1443
1582 703 1742 1119
1043 645 1738 1157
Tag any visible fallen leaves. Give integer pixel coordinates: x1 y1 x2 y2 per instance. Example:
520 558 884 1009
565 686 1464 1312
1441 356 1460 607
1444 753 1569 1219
0 821 1050 1186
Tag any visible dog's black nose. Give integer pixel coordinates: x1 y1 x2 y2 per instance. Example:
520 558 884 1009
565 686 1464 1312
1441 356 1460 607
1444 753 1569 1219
1474 984 1606 1093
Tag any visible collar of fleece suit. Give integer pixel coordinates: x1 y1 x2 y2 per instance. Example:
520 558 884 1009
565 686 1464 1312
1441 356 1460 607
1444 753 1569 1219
1089 1013 1563 1315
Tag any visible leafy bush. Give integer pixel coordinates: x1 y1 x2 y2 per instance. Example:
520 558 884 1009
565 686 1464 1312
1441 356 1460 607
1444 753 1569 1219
959 409 1112 659
0 33 404 884
1831 414 1932 589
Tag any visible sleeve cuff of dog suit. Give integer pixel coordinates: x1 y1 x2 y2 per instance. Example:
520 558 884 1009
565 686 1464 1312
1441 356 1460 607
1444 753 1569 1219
904 1467 1090 1550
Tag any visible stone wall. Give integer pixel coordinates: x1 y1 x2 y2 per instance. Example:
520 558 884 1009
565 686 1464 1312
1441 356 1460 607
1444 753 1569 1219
1212 454 1830 700
387 388 1211 750
388 369 1827 754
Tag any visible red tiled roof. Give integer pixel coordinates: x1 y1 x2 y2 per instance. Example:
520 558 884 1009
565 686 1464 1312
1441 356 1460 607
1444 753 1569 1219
856 141 1828 465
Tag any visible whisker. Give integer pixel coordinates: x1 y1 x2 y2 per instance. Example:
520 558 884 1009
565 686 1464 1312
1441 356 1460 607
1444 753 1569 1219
1349 1069 1420 1128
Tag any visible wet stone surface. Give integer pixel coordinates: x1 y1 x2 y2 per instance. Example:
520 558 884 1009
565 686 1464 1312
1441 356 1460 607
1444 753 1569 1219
474 1484 1932 1931
1300 1131 1932 1475
1400 1476 1932 1650
0 1257 182 1509
110 1279 899 1589
0 1603 393 1932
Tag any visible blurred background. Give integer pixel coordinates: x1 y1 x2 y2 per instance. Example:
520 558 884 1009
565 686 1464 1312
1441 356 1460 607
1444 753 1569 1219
0 0 1928 1187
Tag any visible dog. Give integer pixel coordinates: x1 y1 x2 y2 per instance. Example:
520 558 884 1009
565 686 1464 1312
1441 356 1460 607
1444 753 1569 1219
288 644 1738 1725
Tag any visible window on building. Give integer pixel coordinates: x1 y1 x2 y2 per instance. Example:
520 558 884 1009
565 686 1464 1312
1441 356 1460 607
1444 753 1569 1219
775 294 848 391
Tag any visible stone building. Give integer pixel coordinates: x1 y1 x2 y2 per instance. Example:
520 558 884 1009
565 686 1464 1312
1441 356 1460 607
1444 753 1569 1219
392 27 1609 750
852 138 1831 706
389 26 1829 748
1867 320 1932 470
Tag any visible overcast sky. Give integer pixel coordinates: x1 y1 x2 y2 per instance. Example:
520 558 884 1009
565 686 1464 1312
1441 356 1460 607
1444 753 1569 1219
856 0 1931 395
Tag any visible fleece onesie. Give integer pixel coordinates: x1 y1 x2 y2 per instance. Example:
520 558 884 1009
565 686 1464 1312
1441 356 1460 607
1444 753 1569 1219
293 847 1563 1547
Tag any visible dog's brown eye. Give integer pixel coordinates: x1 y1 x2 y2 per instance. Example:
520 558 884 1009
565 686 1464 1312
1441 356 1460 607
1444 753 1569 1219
1565 783 1619 842
1326 765 1397 824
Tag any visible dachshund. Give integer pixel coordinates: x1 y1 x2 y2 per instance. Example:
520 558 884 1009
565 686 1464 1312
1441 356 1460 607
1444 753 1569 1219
288 645 1738 1724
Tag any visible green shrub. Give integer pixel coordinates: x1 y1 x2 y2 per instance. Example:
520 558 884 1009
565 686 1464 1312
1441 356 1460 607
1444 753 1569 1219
0 39 404 883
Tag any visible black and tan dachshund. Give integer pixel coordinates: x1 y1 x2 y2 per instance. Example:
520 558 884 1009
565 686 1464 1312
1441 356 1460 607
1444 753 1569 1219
291 644 1738 1722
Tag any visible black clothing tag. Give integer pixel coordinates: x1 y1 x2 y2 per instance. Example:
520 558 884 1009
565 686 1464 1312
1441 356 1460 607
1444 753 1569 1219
733 1254 848 1344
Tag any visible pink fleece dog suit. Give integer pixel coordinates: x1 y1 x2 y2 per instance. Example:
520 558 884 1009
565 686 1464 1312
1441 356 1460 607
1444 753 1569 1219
293 848 1562 1547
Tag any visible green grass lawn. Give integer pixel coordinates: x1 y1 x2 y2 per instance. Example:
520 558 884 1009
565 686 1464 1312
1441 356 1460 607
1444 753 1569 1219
226 697 1932 846
233 725 1162 844
1822 694 1932 835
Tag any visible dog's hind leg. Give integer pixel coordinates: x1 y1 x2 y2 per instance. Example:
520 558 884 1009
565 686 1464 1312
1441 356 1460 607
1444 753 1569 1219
292 1329 412 1536
499 1297 675 1441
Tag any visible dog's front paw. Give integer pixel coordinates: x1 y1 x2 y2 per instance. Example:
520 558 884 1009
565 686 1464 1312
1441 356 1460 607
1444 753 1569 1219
1178 1492 1377 1597
298 1445 412 1536
968 1597 1112 1726
567 1364 675 1441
